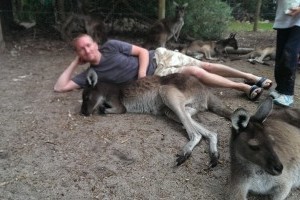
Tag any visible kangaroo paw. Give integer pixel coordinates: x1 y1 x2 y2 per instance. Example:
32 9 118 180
98 106 106 114
176 152 191 166
209 152 220 168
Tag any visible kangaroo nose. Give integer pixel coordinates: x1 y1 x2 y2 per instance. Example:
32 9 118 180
274 163 283 173
80 106 90 116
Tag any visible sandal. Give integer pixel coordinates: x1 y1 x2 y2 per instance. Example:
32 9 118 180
248 85 263 101
245 77 272 90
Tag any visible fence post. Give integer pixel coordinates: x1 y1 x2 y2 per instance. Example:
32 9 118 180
158 0 165 20
0 15 5 52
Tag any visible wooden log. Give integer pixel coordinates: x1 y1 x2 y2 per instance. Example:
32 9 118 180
225 47 254 54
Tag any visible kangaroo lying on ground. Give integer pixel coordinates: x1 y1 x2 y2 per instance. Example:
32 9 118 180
231 47 276 65
180 33 238 60
143 1 188 49
81 68 232 167
229 97 300 200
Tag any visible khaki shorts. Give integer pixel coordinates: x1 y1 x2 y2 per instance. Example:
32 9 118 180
154 47 203 76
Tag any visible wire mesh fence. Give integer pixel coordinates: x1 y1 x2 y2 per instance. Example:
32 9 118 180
0 0 277 40
0 0 162 39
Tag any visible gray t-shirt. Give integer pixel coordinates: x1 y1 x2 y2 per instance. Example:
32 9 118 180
72 40 156 87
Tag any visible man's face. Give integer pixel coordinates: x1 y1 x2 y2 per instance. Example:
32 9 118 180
74 36 99 63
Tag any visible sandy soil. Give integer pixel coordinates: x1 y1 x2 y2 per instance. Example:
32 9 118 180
0 30 299 200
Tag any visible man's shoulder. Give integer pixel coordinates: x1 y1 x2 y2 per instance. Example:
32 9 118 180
101 39 132 53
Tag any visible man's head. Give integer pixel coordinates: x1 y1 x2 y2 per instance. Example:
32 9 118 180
72 34 100 64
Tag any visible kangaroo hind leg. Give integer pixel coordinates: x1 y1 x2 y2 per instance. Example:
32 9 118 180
159 85 218 167
159 85 202 166
163 106 198 124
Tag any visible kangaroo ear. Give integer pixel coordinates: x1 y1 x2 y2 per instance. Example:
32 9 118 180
86 68 98 87
252 96 273 123
173 1 179 7
231 108 250 132
183 3 188 7
230 33 236 38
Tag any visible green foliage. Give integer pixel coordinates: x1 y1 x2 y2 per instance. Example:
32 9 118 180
13 0 54 27
14 0 39 22
228 21 273 32
225 0 276 20
174 0 232 40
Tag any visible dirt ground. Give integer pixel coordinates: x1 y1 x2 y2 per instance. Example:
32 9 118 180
0 30 299 200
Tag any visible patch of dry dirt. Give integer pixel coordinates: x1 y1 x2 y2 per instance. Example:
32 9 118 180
0 30 299 200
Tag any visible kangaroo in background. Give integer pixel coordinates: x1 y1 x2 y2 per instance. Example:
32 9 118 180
231 46 276 65
55 13 106 43
181 33 238 61
81 68 232 167
229 97 300 200
144 1 188 49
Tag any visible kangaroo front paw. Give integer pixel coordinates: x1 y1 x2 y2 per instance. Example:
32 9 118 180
176 152 191 166
98 106 106 114
209 152 220 168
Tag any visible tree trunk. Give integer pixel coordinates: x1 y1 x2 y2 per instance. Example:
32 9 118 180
0 0 15 34
55 0 66 23
158 0 165 20
253 0 262 31
0 18 5 52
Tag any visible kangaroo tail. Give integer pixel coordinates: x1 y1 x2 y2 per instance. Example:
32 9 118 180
207 93 232 120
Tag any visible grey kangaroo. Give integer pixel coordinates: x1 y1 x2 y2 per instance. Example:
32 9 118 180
56 13 106 43
229 97 300 200
181 33 238 60
81 68 232 167
231 46 276 65
144 1 188 49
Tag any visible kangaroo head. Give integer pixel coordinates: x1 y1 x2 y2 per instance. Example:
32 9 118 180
231 97 283 176
173 1 188 18
81 68 105 116
226 33 238 50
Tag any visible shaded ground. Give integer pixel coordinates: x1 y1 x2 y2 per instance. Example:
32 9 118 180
0 30 300 200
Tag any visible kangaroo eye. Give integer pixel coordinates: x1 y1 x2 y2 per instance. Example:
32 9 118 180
249 144 260 151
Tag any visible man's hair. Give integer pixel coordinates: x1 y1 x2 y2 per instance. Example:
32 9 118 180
71 34 94 49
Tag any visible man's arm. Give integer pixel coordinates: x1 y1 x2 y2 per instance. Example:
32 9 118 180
131 45 150 79
54 56 82 92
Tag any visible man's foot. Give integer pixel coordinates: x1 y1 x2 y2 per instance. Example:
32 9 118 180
248 85 263 101
245 77 272 90
273 94 294 107
269 90 281 99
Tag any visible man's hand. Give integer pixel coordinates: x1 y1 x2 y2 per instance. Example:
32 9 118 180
287 6 300 16
74 56 87 65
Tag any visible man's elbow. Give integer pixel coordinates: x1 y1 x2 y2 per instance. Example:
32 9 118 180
54 82 80 92
53 84 72 93
53 85 65 93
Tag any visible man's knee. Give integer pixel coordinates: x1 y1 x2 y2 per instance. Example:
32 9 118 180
181 66 206 78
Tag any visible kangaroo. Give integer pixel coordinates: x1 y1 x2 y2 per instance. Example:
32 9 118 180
181 33 238 61
56 13 106 43
144 1 188 49
81 68 232 167
229 97 300 200
231 47 276 65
